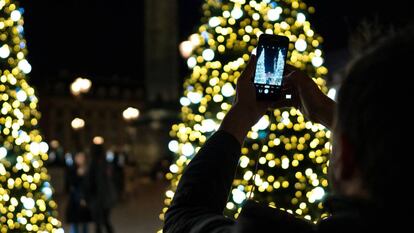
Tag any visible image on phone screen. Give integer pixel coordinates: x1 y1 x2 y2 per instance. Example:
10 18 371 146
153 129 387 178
254 43 287 100
254 45 287 97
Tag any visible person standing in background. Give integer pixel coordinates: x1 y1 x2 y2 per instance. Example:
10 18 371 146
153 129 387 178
85 143 117 233
113 151 126 202
65 151 92 233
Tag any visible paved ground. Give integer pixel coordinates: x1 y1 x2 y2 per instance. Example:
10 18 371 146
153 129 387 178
58 179 168 233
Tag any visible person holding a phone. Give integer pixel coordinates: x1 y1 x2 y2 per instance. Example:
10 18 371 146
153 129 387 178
163 28 412 232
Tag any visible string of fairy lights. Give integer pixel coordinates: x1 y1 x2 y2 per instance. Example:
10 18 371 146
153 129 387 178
1 0 63 232
160 0 331 225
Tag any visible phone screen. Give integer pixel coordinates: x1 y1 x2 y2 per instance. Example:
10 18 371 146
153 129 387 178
254 40 288 100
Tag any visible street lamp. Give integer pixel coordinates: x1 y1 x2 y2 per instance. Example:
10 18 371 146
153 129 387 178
122 107 140 121
70 77 92 96
122 107 140 159
179 40 193 58
69 77 91 151
71 117 85 130
93 136 104 145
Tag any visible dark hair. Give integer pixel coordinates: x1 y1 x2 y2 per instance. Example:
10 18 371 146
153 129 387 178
337 25 414 209
348 19 395 57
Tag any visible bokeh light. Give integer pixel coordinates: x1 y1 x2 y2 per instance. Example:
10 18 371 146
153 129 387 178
0 1 63 231
161 0 331 222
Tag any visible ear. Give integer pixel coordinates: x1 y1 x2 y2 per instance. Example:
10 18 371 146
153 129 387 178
337 133 357 180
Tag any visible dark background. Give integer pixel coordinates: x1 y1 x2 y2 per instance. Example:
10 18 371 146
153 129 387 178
20 0 143 79
20 0 413 83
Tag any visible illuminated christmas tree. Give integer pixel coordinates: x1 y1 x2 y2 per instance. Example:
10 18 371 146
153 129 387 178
0 1 63 232
161 0 330 222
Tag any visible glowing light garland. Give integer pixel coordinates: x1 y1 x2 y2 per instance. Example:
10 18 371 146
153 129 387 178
0 0 63 232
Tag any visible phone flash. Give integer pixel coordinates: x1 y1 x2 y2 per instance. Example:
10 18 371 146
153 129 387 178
286 94 292 99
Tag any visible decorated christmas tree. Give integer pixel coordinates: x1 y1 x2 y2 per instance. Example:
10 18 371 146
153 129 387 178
161 0 330 222
0 1 63 232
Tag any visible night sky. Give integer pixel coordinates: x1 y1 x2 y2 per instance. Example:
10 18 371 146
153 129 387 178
20 0 413 82
21 0 143 80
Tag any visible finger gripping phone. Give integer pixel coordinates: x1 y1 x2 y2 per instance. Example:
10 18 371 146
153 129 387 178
254 34 289 101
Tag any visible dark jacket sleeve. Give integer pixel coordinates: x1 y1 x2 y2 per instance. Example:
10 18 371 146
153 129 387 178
163 130 242 233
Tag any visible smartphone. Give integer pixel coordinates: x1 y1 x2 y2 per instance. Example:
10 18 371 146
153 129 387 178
254 34 289 101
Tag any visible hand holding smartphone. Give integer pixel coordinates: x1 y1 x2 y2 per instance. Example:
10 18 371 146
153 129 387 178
254 34 289 101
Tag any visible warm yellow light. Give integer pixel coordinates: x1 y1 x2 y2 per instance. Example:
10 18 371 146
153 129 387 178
71 118 85 130
122 107 140 121
70 77 92 96
93 136 104 145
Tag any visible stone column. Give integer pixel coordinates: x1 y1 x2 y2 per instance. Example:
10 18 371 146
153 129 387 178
145 0 179 102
